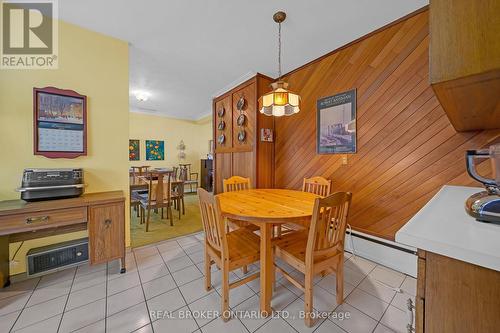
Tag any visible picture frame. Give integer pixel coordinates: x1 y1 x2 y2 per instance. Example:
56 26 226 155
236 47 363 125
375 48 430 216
33 87 87 158
317 89 357 154
129 139 140 161
260 128 273 142
145 140 165 160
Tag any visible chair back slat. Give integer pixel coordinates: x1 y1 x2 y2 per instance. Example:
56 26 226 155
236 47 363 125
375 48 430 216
172 167 179 180
147 171 171 204
302 176 332 197
131 166 150 181
305 192 352 264
197 189 226 253
223 176 251 192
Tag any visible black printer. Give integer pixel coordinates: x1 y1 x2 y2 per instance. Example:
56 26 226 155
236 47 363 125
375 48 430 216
17 168 84 201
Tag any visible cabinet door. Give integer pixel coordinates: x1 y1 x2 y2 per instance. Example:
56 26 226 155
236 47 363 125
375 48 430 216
88 203 124 264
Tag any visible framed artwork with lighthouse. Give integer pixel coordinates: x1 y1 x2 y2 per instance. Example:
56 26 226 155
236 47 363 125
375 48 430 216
316 89 356 154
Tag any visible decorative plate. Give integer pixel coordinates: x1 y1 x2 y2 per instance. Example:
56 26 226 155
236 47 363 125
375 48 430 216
236 97 246 111
217 120 225 130
217 107 225 117
237 114 246 126
218 134 225 144
237 130 246 142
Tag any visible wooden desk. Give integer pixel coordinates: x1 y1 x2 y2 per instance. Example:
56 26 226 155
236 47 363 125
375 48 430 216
217 189 319 315
0 191 126 287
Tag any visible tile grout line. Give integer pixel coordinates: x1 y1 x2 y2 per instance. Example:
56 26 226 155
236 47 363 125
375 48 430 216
8 277 41 333
370 274 409 333
158 241 202 332
132 250 155 333
56 264 79 333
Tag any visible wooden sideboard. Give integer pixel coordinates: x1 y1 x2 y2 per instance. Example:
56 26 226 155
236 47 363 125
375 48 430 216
0 191 126 287
416 250 500 333
213 73 275 193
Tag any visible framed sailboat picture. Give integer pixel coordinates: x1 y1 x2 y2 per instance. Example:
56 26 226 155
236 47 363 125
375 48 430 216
316 89 356 154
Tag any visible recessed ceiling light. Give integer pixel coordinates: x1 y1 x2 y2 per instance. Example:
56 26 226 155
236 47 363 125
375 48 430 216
134 91 150 102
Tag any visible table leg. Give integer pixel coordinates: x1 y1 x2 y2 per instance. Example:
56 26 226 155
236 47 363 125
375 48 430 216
260 223 273 316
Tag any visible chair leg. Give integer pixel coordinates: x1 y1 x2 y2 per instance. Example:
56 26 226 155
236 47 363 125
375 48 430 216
178 199 181 219
136 206 140 217
204 251 212 291
221 262 230 321
304 272 314 327
161 208 164 219
168 206 173 226
336 260 344 305
145 208 151 232
242 265 248 275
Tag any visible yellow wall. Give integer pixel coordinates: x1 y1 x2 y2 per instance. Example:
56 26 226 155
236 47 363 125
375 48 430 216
0 21 129 274
129 112 213 176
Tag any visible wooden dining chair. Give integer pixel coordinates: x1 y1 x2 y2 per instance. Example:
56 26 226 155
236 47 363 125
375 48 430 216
273 192 352 327
223 176 251 192
302 176 332 196
139 171 174 231
179 164 198 193
172 166 179 180
131 165 151 178
276 175 332 236
171 180 185 218
222 176 258 233
198 189 260 321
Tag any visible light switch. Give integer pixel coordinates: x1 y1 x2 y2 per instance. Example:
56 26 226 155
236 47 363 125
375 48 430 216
342 155 348 165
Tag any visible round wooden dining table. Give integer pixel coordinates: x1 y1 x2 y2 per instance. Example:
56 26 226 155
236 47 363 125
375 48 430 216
217 189 320 315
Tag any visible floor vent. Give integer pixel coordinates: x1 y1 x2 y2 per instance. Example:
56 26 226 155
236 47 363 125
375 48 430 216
26 238 89 277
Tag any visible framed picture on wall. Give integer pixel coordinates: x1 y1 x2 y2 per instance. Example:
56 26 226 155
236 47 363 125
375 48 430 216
33 87 87 158
317 89 357 154
145 140 164 160
260 128 273 142
129 139 140 160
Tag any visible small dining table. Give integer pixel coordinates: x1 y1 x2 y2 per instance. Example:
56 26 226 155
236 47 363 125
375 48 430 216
217 189 320 315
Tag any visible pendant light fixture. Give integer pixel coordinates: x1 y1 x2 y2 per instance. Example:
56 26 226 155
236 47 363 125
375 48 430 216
259 11 300 117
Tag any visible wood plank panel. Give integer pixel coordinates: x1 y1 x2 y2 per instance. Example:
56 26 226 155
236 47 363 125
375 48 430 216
274 9 500 240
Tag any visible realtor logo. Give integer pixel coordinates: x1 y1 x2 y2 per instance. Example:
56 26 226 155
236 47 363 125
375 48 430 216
1 0 58 69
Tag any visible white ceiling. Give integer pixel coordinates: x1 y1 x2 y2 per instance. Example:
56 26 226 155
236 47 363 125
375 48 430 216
59 0 427 120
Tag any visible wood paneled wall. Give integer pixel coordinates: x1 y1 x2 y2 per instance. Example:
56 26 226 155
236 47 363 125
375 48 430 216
274 9 500 240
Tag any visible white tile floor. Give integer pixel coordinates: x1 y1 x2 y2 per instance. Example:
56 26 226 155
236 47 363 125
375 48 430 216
0 232 416 333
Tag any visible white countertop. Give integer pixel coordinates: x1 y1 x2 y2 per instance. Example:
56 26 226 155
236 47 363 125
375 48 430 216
396 185 500 272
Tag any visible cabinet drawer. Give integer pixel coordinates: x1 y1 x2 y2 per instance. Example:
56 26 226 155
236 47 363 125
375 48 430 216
88 203 124 265
0 207 87 235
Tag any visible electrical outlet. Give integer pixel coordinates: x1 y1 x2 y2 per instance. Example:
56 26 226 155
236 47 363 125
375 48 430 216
342 155 348 165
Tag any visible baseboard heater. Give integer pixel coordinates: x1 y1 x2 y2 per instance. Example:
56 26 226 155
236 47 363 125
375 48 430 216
26 238 89 277
345 229 417 277
346 229 416 255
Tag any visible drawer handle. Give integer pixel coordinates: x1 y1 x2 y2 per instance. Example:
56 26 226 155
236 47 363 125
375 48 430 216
26 216 49 224
104 219 112 228
406 298 415 333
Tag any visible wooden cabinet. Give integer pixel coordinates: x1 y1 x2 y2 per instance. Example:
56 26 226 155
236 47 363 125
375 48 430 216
88 202 125 265
429 0 500 131
416 250 500 333
0 191 126 286
213 74 275 193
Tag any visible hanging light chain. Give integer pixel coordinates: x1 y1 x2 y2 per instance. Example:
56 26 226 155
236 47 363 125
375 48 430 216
278 21 282 80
